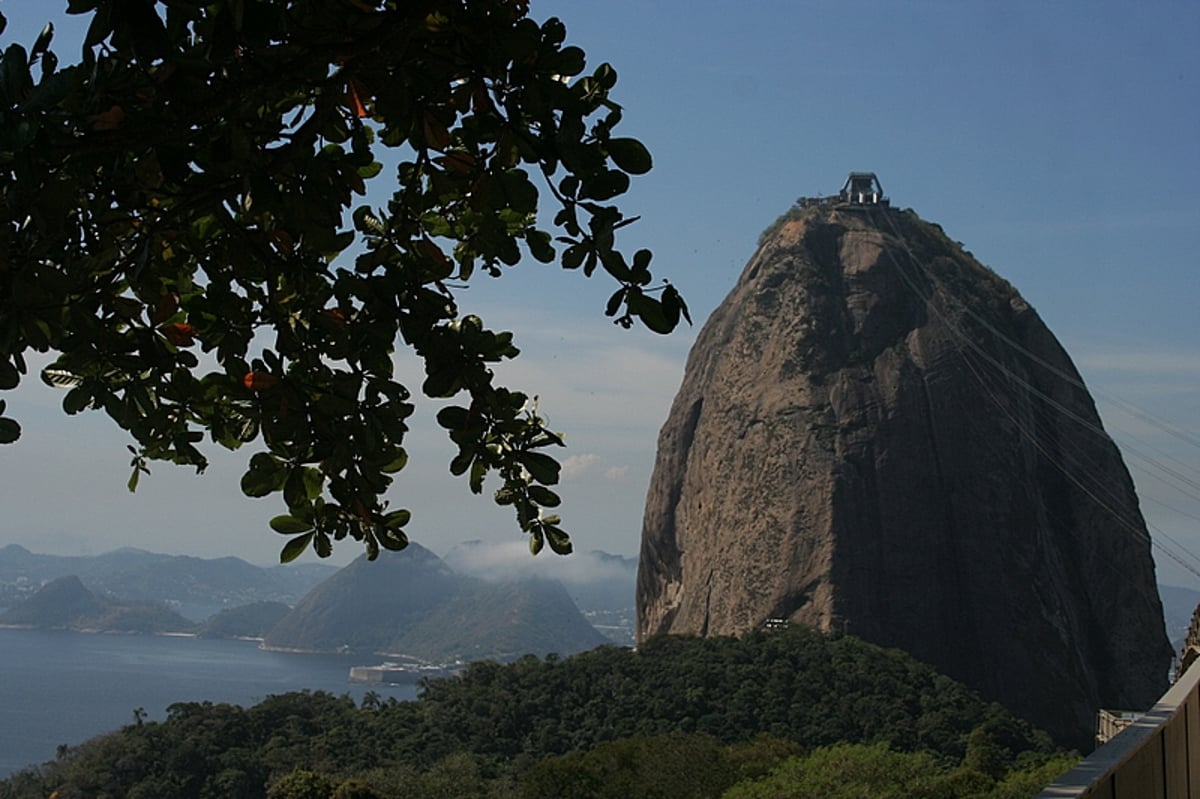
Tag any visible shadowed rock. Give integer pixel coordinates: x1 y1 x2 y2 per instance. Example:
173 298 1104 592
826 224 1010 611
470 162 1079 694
636 204 1171 750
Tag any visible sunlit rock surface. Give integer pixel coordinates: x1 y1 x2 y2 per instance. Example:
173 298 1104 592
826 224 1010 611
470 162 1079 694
636 204 1170 750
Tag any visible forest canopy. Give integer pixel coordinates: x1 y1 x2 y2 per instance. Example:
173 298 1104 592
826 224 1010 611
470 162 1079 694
0 0 687 562
0 627 1073 798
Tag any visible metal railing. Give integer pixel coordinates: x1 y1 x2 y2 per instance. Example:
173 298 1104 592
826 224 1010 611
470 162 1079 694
1036 644 1200 797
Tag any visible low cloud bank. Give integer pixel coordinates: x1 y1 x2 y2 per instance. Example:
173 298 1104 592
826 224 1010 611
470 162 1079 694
443 539 636 586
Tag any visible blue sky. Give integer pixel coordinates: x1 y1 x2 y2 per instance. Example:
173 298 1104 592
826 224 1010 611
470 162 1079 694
2 1 1198 586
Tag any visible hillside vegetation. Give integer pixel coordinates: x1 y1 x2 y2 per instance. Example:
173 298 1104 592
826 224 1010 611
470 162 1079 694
0 627 1074 798
0 575 193 634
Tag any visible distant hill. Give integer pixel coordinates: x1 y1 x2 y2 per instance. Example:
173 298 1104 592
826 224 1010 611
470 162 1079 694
442 541 637 645
263 545 462 653
390 578 608 662
0 544 337 611
0 575 194 634
0 544 618 658
196 601 292 639
263 545 608 661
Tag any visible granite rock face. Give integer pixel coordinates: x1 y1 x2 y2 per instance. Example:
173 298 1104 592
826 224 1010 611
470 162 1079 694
636 205 1171 749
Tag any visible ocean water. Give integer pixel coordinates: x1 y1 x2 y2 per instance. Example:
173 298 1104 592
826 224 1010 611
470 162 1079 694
0 628 420 777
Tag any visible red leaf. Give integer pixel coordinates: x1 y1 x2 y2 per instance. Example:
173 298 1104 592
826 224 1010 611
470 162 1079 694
243 371 280 391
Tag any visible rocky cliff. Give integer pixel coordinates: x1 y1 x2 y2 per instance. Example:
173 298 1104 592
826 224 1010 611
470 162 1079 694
636 203 1171 750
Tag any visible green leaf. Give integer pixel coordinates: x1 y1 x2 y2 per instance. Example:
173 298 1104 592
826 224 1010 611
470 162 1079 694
241 453 287 497
41 367 83 388
593 62 618 90
556 45 585 76
561 242 588 270
241 467 283 498
357 161 384 179
580 169 630 201
598 249 630 281
32 23 54 57
280 532 314 563
528 485 561 507
660 288 680 329
607 138 653 175
604 287 626 317
529 531 544 556
284 467 321 508
450 450 473 476
663 284 692 325
0 44 31 105
382 509 411 530
83 2 112 47
527 230 555 263
630 249 653 285
500 170 538 214
0 359 18 390
378 528 408 551
545 524 573 555
380 449 408 474
436 405 470 430
518 452 561 485
628 291 674 334
0 418 19 444
423 368 462 398
270 515 314 534
469 455 487 494
61 386 91 414
302 467 324 499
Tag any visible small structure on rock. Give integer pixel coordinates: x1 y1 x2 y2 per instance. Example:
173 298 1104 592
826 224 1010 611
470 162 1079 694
840 171 887 205
798 171 889 209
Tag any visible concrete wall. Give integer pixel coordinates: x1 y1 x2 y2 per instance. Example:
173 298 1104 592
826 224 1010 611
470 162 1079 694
1036 659 1200 798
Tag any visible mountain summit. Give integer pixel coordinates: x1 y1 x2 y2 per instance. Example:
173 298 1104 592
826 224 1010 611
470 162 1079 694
636 196 1170 749
262 543 607 661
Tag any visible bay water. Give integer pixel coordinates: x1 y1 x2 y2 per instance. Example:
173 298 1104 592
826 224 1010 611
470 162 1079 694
0 628 420 777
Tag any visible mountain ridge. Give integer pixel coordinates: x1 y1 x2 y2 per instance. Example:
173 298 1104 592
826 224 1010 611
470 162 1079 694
0 544 337 612
263 544 608 661
0 574 195 633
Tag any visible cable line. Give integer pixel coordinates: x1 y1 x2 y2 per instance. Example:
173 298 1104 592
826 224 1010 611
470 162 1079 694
862 207 1200 580
875 209 1200 455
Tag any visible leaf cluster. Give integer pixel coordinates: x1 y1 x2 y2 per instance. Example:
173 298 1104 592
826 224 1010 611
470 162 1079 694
0 0 687 561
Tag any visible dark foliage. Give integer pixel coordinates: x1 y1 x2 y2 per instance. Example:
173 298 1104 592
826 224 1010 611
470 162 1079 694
0 628 1062 799
0 0 687 561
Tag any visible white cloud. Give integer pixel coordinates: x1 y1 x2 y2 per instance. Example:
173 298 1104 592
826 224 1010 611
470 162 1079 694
442 539 634 584
604 466 629 480
560 453 601 479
